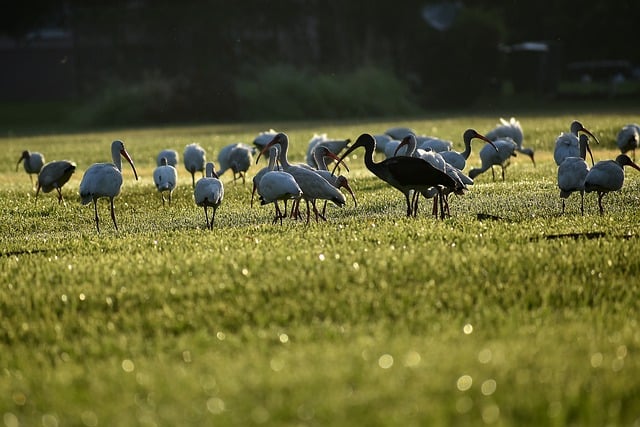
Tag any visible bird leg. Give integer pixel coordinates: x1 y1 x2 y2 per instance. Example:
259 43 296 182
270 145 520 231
204 206 211 229
404 192 413 217
56 187 66 206
561 199 566 215
491 166 496 181
210 208 217 229
93 199 101 233
110 198 118 231
579 191 584 216
598 192 605 215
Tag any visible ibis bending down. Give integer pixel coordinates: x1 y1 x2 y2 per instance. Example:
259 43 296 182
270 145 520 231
468 138 521 181
194 162 224 229
184 143 207 187
337 133 456 217
217 143 254 184
584 154 640 215
79 140 139 232
153 157 178 205
557 134 593 215
554 120 599 166
257 132 346 223
485 117 535 167
17 150 45 185
36 160 77 204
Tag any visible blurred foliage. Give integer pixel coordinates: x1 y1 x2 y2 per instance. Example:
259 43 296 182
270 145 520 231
235 65 422 120
1 1 639 124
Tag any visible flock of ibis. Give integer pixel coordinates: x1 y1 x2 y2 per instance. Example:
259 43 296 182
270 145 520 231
15 118 640 232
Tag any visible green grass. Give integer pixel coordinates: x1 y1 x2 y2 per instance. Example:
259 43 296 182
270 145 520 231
2 111 640 426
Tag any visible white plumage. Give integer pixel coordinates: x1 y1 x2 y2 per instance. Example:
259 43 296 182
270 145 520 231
36 160 76 204
79 140 139 232
217 142 254 183
156 149 178 167
616 124 639 160
17 150 45 185
554 120 599 166
486 117 535 167
584 154 640 215
258 171 302 224
305 133 350 168
184 143 207 187
557 134 592 215
153 157 178 205
194 162 224 229
257 133 346 223
469 138 518 181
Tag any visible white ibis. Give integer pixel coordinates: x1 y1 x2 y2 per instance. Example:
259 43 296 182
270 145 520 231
153 157 178 205
306 134 350 168
252 145 281 208
486 117 524 147
35 160 76 204
557 134 593 215
217 142 254 184
156 149 178 167
194 162 224 229
256 133 346 223
79 140 138 232
373 134 393 153
616 124 639 160
17 150 45 185
440 128 497 170
584 154 640 215
417 136 453 153
554 120 599 166
258 170 303 225
312 145 357 215
385 126 416 140
468 138 519 181
252 129 278 157
337 133 456 217
485 117 535 167
184 143 207 187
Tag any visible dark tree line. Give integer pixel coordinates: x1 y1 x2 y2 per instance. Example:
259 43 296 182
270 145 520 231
3 1 638 119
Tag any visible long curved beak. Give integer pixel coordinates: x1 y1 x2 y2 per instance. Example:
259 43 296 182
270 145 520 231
476 133 499 152
256 137 277 164
331 151 351 176
323 150 350 174
341 180 357 207
394 139 410 157
121 149 139 180
586 142 595 166
580 127 600 145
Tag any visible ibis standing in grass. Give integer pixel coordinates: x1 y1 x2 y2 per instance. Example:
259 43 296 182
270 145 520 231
257 133 346 223
557 134 593 215
36 160 77 204
153 157 178 205
79 140 138 232
184 143 207 187
17 150 45 185
337 133 456 217
217 142 254 184
468 138 521 182
440 128 497 171
194 162 224 229
584 154 640 215
554 120 599 166
616 124 639 161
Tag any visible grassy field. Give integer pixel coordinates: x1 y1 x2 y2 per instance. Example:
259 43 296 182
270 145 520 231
1 110 640 426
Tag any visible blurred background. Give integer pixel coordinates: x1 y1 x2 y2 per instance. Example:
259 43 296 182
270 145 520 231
1 1 639 128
